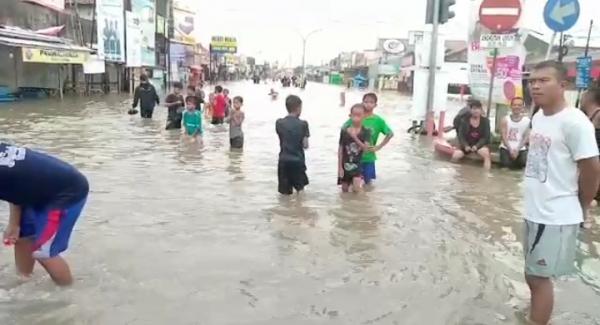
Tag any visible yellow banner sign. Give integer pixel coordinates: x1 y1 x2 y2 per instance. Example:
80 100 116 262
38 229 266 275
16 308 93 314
210 36 237 48
22 47 89 64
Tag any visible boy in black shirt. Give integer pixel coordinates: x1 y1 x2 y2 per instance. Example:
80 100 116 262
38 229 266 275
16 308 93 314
276 95 310 195
165 82 185 130
338 104 371 192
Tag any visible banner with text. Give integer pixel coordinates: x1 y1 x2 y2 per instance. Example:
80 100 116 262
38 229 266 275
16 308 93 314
132 0 155 66
468 0 525 104
126 11 142 67
96 0 125 62
210 36 237 54
22 47 88 64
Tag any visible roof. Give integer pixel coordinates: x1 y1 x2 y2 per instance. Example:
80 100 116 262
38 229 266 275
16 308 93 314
0 25 91 52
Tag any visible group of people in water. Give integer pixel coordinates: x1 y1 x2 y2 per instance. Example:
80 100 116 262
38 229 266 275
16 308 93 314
131 75 246 149
2 59 600 325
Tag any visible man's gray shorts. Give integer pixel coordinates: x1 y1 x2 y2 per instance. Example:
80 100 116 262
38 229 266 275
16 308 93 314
523 220 579 278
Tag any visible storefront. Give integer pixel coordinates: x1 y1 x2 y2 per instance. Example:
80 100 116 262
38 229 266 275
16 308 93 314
0 33 91 97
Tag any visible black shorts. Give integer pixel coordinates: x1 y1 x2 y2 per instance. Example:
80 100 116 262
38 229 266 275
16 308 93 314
499 147 527 169
337 169 362 185
211 117 224 125
230 136 244 149
278 160 309 195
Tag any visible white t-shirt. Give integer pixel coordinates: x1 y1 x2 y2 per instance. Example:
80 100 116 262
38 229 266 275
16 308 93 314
524 107 599 225
500 115 531 151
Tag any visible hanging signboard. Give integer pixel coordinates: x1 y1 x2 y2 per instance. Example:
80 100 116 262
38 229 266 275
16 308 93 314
156 15 165 35
468 0 526 103
22 47 88 64
132 0 156 66
22 0 64 11
125 11 143 67
83 55 106 74
210 36 237 53
96 0 125 62
576 56 592 89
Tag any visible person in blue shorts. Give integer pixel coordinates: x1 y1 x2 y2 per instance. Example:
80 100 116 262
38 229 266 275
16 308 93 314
1 143 89 286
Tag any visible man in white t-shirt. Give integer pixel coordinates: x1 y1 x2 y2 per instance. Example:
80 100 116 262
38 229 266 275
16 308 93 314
524 60 600 325
500 97 530 169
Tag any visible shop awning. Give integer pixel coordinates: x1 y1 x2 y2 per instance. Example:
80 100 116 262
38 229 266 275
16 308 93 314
0 25 92 64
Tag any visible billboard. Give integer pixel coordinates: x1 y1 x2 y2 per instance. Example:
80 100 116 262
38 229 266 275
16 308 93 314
22 0 64 11
125 11 142 67
132 0 156 66
96 0 125 62
172 8 195 45
210 36 237 54
468 0 525 103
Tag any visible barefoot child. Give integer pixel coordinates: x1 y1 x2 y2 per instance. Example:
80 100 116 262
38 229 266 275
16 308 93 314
228 96 245 149
276 95 310 195
342 93 393 185
0 143 89 286
338 104 371 192
182 96 203 143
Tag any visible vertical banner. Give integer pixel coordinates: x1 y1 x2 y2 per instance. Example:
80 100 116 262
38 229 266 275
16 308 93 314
468 0 526 104
132 0 156 66
126 11 142 67
96 0 125 62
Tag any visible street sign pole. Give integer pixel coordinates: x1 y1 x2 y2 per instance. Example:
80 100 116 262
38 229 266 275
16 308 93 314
545 32 556 60
557 32 564 62
425 0 440 137
486 48 498 118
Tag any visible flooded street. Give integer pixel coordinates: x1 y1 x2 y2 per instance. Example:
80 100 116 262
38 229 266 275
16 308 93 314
1 81 600 325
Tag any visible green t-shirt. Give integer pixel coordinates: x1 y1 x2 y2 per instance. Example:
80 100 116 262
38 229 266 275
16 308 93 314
343 114 393 162
183 110 202 136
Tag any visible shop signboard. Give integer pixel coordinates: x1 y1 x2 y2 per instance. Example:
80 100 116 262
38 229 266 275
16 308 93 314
22 47 88 64
96 0 125 62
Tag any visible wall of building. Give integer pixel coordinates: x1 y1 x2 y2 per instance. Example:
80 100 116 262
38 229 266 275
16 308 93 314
0 1 59 30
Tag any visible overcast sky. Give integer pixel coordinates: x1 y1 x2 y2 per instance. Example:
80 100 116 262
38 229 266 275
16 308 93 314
194 0 600 66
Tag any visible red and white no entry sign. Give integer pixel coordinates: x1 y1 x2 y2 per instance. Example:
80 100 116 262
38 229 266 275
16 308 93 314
479 0 522 32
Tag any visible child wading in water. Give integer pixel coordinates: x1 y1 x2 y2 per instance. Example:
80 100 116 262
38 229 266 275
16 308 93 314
182 96 203 144
338 104 371 192
276 95 310 195
342 93 393 185
228 96 245 149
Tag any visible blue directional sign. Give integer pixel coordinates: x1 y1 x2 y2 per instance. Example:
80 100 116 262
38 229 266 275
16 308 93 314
576 56 592 89
543 0 580 32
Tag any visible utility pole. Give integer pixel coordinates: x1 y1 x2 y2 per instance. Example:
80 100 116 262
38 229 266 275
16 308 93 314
425 0 441 126
300 29 322 75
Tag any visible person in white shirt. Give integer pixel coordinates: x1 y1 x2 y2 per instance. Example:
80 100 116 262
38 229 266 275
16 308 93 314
524 60 600 325
500 97 530 169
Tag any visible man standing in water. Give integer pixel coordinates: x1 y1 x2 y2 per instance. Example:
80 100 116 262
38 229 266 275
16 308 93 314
1 143 89 286
524 61 600 325
132 74 160 118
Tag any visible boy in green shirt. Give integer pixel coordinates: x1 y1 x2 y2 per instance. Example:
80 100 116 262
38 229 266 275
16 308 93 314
182 96 203 144
343 93 393 184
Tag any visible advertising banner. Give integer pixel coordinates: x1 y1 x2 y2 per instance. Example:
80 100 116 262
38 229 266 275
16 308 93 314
22 47 88 64
125 11 142 67
210 36 237 54
172 8 196 45
83 55 106 74
22 0 64 11
132 0 156 66
468 0 526 104
96 0 125 62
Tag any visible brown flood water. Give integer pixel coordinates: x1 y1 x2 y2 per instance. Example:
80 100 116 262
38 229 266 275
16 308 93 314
0 81 599 325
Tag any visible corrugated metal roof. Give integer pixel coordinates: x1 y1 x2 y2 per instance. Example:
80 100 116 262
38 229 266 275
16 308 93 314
0 35 92 52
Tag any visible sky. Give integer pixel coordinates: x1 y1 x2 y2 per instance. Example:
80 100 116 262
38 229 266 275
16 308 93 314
193 0 600 67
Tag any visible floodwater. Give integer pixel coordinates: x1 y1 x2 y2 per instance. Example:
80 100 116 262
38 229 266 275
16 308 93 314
0 81 599 325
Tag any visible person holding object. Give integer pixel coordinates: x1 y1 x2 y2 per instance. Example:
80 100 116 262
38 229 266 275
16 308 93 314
131 74 159 118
